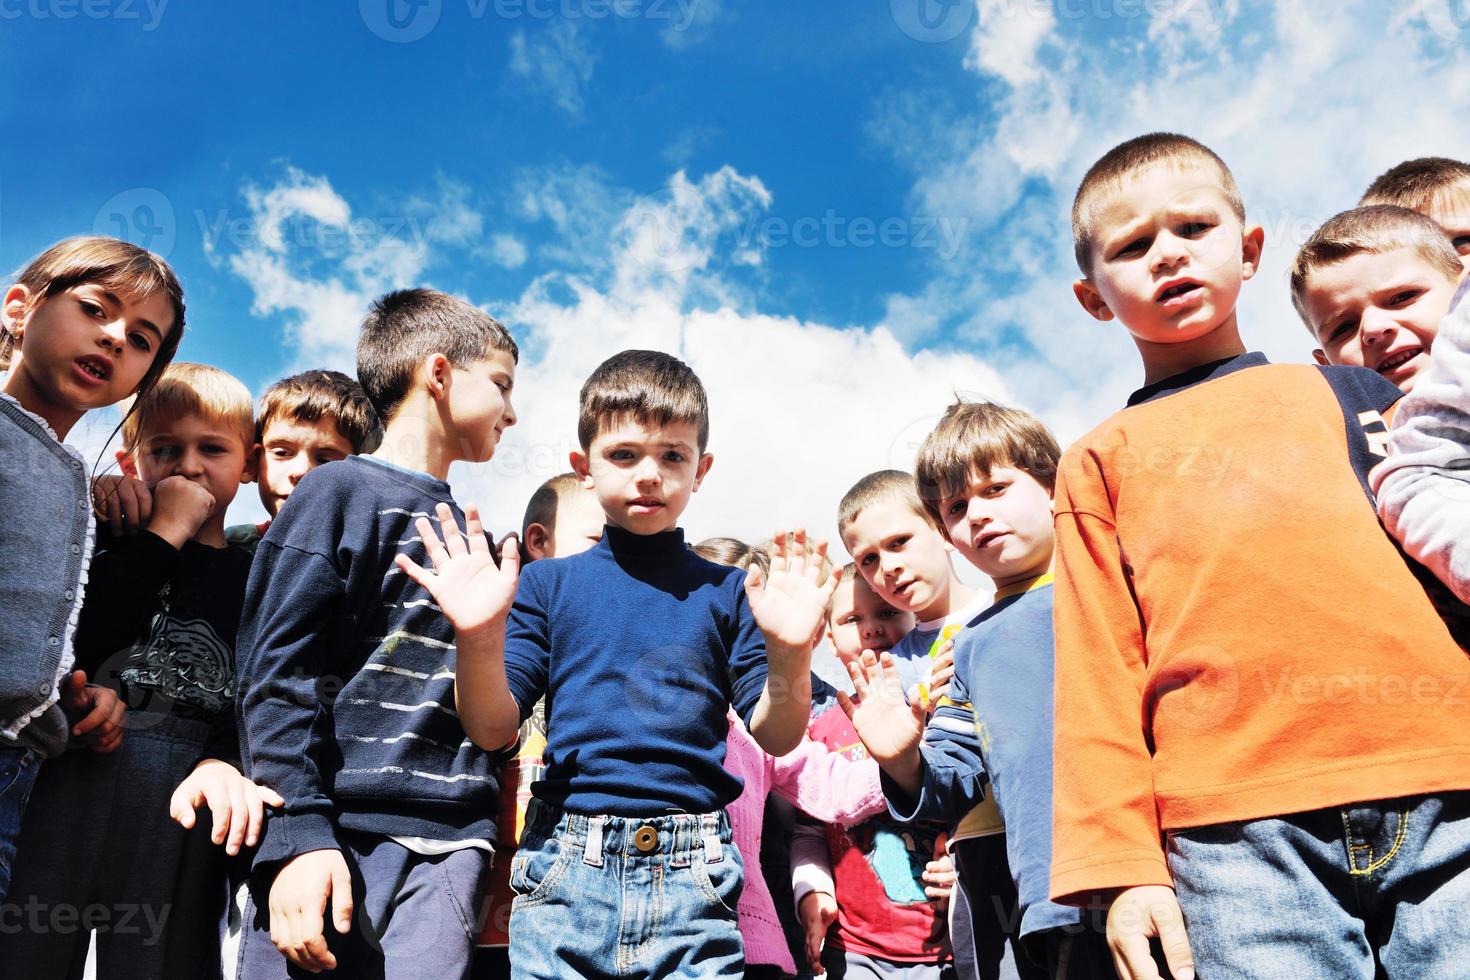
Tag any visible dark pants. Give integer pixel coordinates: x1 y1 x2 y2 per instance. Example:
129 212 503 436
236 830 488 979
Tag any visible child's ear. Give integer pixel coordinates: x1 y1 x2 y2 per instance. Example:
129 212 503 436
1073 279 1114 322
2 283 32 336
524 522 553 561
1239 223 1266 282
691 452 714 491
240 443 260 485
115 448 139 480
1311 348 1330 366
569 450 593 488
423 353 453 402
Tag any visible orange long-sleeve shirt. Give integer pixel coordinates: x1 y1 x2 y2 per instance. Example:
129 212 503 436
1050 354 1470 905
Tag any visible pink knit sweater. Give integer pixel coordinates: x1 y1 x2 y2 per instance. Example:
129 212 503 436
723 714 887 972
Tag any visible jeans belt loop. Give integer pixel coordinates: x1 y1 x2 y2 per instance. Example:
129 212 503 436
701 812 723 864
583 815 605 867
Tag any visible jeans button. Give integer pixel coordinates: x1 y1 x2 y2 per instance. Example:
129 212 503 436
633 825 658 853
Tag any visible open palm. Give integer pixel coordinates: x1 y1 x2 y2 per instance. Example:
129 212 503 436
746 528 839 656
394 502 520 637
836 650 926 767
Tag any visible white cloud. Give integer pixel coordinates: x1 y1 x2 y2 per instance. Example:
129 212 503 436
507 20 599 118
487 233 529 269
872 0 1470 442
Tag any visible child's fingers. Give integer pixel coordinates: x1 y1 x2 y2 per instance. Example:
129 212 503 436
259 784 286 808
394 553 434 591
743 563 765 601
70 695 111 738
435 502 467 557
200 780 233 846
835 690 857 719
225 778 251 855
244 783 266 849
498 534 522 579
463 504 490 554
1110 931 1160 980
168 782 198 830
329 858 354 935
413 515 449 569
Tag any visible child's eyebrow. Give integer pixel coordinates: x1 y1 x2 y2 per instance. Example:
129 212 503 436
98 289 166 342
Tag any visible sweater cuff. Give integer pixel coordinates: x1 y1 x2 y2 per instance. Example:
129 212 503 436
253 811 339 875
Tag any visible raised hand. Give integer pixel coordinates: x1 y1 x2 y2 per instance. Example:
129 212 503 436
745 528 839 660
835 650 926 772
394 503 520 640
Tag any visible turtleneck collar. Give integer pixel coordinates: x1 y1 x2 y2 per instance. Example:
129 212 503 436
600 523 688 560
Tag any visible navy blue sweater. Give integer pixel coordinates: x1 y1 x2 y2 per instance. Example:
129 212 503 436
503 524 769 816
236 456 501 872
896 577 1081 939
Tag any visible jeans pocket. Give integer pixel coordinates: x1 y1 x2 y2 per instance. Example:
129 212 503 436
0 748 31 801
509 834 573 906
689 852 743 920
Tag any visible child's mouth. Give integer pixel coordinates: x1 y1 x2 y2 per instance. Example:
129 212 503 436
1155 280 1202 307
74 355 113 383
1375 347 1422 376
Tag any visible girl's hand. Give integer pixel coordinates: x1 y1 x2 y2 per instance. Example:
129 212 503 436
922 852 956 908
93 474 153 535
169 758 285 856
798 890 838 974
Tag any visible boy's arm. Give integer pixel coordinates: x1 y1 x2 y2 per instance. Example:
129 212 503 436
236 537 347 872
835 649 987 823
1051 448 1174 905
1373 295 1470 604
394 504 523 752
745 530 839 756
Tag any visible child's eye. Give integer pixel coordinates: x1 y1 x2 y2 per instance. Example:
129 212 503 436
1179 221 1212 237
202 444 228 455
1115 236 1150 258
1328 319 1357 342
945 500 966 517
859 554 875 567
984 482 1007 496
128 332 152 352
1388 289 1423 307
80 300 105 318
269 447 293 459
891 536 909 549
609 450 634 462
664 451 685 463
1453 236 1470 255
313 454 341 466
152 446 179 460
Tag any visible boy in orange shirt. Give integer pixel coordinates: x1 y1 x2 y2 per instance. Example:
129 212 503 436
1057 132 1470 980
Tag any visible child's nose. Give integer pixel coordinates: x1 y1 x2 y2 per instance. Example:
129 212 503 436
1150 232 1189 272
97 319 127 354
1360 309 1396 346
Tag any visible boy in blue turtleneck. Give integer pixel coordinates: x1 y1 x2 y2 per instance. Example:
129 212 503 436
399 349 838 979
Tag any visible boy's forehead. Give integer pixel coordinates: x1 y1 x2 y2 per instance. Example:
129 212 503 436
1086 162 1233 233
1303 246 1455 311
827 573 857 617
261 414 351 446
142 409 250 447
843 498 926 546
591 415 701 449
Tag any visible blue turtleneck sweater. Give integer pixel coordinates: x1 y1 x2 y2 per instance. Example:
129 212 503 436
503 524 769 816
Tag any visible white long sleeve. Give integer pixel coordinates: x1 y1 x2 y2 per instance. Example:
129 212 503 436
1372 282 1470 603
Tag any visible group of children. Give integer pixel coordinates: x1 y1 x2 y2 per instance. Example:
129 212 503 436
2 134 1470 980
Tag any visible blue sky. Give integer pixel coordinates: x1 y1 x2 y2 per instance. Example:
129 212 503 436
4 1 1470 542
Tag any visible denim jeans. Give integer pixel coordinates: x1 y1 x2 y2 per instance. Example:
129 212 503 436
1168 791 1470 979
509 801 745 979
0 744 41 902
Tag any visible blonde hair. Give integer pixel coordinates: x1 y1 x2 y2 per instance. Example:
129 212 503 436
122 362 254 454
2 237 185 393
1071 133 1244 279
1361 157 1470 212
836 469 935 539
1289 206 1463 329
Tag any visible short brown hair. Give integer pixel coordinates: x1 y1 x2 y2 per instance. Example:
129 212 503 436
1361 157 1470 212
121 362 254 455
1072 133 1244 278
520 472 586 538
357 288 519 423
837 469 935 540
577 350 709 451
2 236 185 396
693 537 771 578
1289 205 1463 329
257 369 382 453
914 401 1061 526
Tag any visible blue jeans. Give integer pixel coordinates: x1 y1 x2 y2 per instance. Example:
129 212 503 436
0 744 41 902
509 801 745 979
1168 792 1470 979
